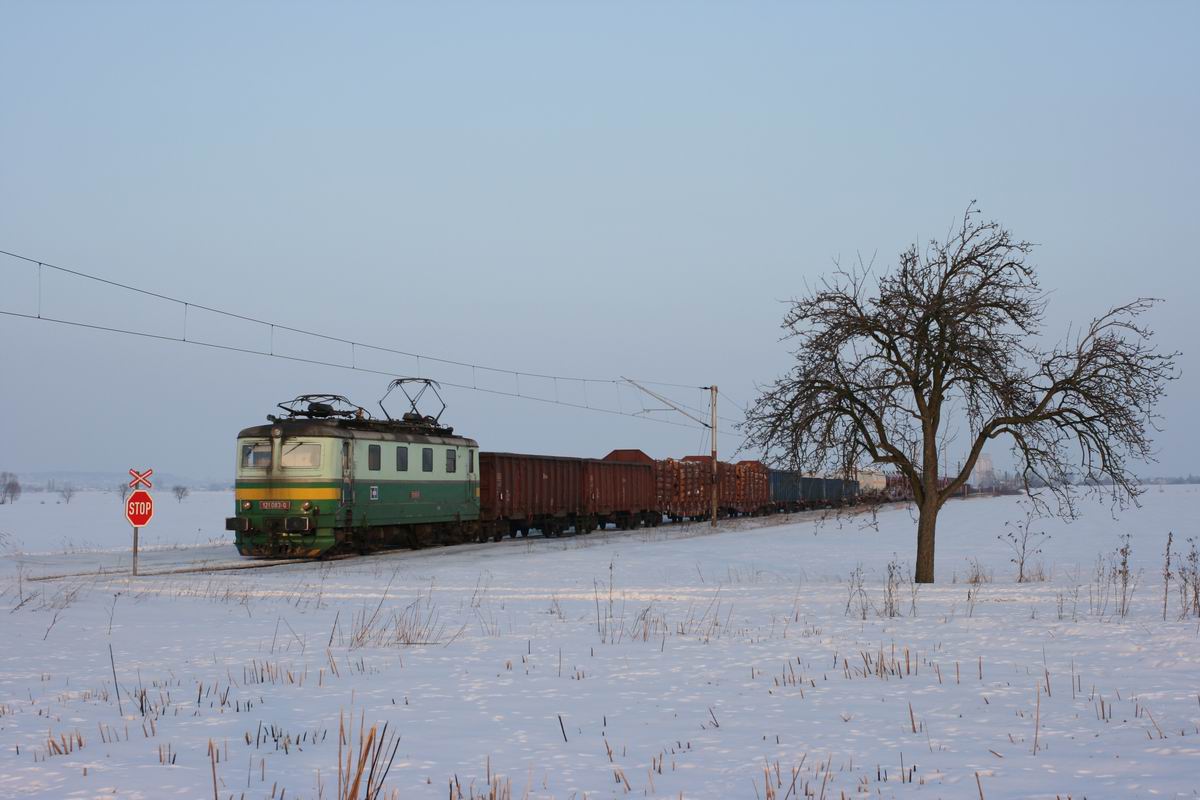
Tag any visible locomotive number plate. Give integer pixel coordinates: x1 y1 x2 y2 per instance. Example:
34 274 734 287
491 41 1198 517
259 500 291 510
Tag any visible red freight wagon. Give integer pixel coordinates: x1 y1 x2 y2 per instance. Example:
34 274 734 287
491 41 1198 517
885 473 907 498
882 473 954 502
682 455 738 515
481 451 659 537
607 451 746 521
734 460 771 515
661 458 711 519
582 458 658 529
479 452 584 537
605 450 704 521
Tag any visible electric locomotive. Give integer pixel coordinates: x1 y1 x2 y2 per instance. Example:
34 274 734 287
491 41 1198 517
227 380 482 557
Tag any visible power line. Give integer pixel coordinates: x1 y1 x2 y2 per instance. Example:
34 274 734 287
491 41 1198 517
0 307 743 436
636 386 745 427
0 248 746 438
718 388 749 415
0 247 626 383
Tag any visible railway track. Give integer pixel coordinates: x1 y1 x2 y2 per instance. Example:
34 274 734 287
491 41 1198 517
21 500 914 583
24 555 353 582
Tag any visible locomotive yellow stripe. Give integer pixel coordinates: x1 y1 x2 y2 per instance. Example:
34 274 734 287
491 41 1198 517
235 488 341 501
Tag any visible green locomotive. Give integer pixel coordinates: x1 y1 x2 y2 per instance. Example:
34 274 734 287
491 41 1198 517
227 383 483 557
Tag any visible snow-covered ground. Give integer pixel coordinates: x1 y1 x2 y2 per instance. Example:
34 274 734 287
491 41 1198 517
0 489 232 555
2 487 1199 798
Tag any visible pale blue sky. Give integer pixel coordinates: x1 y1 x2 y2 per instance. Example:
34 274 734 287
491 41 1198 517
1 2 1196 481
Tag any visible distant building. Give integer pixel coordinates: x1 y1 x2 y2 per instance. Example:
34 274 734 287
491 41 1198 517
971 454 996 489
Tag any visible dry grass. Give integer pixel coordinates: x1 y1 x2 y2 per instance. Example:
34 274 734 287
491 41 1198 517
966 559 993 585
337 710 400 800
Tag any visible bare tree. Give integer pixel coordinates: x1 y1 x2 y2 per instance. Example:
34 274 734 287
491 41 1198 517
1 473 20 504
744 204 1178 582
59 484 76 504
117 483 130 504
172 485 190 503
1000 502 1048 583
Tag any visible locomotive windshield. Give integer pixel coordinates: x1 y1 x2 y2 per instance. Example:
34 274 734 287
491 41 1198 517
281 442 322 469
240 442 271 469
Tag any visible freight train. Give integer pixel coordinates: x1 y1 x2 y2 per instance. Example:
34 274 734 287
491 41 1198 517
227 385 863 558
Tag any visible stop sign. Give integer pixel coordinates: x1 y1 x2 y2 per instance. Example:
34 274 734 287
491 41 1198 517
126 490 154 527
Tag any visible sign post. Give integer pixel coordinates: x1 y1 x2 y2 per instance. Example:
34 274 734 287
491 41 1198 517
126 469 154 576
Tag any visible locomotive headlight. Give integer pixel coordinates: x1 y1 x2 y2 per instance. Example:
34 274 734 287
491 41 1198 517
301 501 312 511
271 427 282 438
241 500 252 510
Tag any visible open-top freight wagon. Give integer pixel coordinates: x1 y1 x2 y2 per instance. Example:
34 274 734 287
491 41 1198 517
857 471 888 497
679 455 739 518
604 451 776 519
735 460 772 515
652 455 711 520
479 452 658 538
767 471 860 511
882 472 968 502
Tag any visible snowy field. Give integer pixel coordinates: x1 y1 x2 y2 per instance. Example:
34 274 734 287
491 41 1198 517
2 487 1199 799
0 489 232 557
0 489 238 581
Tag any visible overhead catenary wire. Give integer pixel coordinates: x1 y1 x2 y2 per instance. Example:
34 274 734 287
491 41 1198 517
0 247 713 388
0 248 746 439
622 375 743 427
717 387 744 409
636 391 744 427
718 388 749 416
0 306 746 437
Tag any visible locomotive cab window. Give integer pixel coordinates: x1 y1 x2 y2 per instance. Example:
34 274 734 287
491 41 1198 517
396 446 408 471
422 447 433 472
281 442 321 469
446 449 457 473
368 444 381 471
468 449 474 474
241 443 271 469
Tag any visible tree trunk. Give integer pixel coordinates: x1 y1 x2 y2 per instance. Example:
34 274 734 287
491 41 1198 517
914 500 938 583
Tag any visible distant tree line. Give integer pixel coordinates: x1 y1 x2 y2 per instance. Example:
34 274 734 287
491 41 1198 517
982 472 1198 490
1075 474 1200 486
0 472 20 504
0 475 218 505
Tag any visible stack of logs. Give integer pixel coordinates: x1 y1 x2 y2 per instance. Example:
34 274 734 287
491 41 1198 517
604 451 771 519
